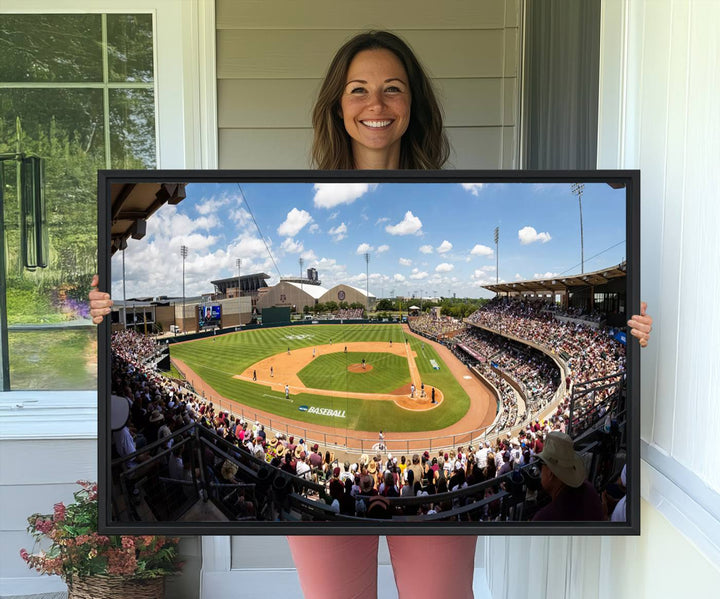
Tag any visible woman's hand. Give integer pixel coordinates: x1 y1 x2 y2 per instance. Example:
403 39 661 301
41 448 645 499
89 274 113 324
627 301 652 348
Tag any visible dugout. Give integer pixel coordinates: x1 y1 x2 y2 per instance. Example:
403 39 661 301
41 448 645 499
262 306 291 324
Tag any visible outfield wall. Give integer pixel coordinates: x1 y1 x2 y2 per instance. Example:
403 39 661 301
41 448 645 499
163 318 374 345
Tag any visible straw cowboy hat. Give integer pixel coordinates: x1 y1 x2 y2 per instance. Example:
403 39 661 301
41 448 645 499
268 437 278 448
535 431 586 488
367 461 377 474
275 445 286 457
221 459 238 481
294 446 305 460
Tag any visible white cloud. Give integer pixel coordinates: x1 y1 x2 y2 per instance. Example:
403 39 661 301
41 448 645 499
280 238 304 253
308 223 320 234
515 273 522 280
377 244 389 254
313 183 376 209
410 269 428 280
437 240 453 254
461 183 485 196
196 196 230 215
231 236 270 260
419 245 434 254
328 222 347 242
393 273 406 282
328 211 339 221
376 217 390 226
230 207 252 226
472 269 496 281
518 226 552 245
470 244 493 257
479 265 496 273
399 258 412 266
435 263 454 273
385 211 422 236
533 272 559 279
277 208 313 237
301 249 317 261
356 242 374 254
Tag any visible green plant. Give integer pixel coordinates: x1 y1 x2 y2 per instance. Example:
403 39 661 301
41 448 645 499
20 481 182 583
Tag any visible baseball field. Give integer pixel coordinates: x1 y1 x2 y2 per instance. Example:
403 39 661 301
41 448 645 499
169 324 474 433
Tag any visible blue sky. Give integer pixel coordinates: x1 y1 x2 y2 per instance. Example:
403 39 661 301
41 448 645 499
111 181 626 300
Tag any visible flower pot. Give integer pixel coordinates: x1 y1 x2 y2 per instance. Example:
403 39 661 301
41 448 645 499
67 575 165 599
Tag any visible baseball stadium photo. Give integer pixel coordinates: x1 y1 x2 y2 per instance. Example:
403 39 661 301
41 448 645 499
104 172 637 531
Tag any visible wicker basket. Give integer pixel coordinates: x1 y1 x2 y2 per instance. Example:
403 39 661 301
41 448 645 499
67 575 165 599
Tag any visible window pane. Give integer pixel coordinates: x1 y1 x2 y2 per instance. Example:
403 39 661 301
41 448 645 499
8 329 97 390
110 88 156 168
107 14 154 83
1 89 105 284
0 14 103 82
0 89 106 163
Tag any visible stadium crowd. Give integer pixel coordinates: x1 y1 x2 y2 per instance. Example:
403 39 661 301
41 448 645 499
466 298 626 423
408 313 465 339
111 324 624 522
335 307 364 320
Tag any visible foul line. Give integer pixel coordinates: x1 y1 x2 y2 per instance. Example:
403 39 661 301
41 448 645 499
262 393 293 403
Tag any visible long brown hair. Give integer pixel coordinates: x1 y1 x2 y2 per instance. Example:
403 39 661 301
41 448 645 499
311 31 449 170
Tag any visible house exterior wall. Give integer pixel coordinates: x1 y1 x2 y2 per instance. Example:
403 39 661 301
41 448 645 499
215 0 522 170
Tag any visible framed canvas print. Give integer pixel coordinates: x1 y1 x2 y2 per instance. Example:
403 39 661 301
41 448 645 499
98 169 640 535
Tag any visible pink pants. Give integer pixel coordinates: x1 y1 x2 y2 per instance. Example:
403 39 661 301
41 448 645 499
287 535 477 598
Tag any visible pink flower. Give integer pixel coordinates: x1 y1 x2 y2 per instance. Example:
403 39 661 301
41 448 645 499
107 548 137 576
53 502 66 522
19 549 29 562
34 518 54 535
121 536 135 550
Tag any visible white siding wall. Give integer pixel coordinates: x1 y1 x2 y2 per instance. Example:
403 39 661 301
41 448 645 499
216 0 522 169
486 1 720 596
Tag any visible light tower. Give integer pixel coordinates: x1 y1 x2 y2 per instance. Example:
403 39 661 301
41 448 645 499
299 257 304 294
494 226 499 284
236 258 242 326
571 183 585 273
180 245 188 330
364 252 370 313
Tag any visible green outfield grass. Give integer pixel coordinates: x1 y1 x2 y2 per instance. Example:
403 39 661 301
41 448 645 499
169 324 471 433
297 352 410 394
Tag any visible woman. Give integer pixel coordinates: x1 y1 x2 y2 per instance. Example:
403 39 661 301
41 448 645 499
90 29 653 599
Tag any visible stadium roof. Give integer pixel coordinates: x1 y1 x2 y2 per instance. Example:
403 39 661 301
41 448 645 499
344 284 377 299
483 262 627 294
286 281 329 299
110 182 187 255
211 273 271 285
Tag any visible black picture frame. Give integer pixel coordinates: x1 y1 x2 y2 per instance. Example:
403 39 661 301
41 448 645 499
98 169 640 536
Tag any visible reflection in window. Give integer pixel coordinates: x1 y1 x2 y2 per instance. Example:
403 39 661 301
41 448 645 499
0 13 156 390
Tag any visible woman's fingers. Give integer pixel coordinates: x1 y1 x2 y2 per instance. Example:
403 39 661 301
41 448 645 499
89 274 113 323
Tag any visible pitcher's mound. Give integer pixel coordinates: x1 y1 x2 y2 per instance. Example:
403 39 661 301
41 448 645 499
348 363 373 373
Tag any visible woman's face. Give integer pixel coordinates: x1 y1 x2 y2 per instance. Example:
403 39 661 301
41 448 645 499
340 48 411 168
